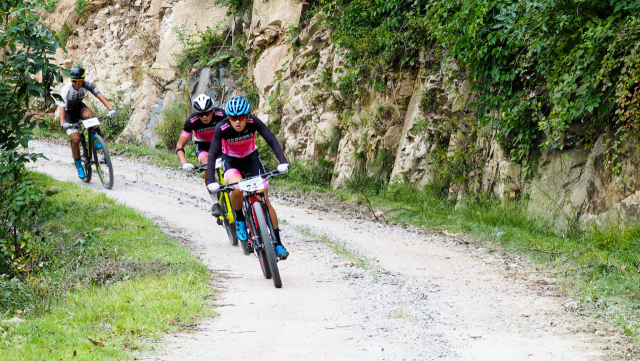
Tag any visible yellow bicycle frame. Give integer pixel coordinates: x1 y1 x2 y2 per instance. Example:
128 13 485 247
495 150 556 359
216 162 235 225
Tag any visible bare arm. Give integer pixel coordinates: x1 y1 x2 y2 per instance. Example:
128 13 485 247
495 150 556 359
96 93 113 111
59 106 66 126
176 135 190 164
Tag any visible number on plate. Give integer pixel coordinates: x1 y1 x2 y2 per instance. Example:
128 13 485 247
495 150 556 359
238 177 264 192
82 118 101 128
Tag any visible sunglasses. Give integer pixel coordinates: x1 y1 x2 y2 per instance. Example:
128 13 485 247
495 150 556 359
71 79 83 84
230 115 248 122
197 111 212 118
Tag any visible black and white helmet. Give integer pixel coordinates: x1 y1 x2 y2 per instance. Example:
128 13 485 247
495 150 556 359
192 94 214 113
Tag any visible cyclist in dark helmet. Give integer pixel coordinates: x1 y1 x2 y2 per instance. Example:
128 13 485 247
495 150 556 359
59 66 116 178
175 94 226 216
206 96 290 259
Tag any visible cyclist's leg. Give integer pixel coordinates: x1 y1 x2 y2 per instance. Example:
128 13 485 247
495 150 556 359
221 155 248 241
66 109 84 178
197 141 222 216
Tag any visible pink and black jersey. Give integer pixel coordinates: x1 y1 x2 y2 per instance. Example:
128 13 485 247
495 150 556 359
207 115 287 184
181 108 226 143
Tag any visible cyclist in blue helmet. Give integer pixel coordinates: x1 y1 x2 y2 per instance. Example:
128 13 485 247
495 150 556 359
206 96 290 259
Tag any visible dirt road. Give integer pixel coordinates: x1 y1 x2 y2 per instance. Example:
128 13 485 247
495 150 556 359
30 139 614 360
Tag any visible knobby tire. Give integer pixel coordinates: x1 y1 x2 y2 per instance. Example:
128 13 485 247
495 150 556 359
93 134 114 189
252 202 282 288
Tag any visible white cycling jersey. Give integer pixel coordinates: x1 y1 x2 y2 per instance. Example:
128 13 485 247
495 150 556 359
59 80 101 111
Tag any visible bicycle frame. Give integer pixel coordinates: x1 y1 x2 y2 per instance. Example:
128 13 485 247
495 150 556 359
218 171 281 255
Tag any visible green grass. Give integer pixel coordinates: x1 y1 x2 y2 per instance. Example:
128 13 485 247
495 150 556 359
272 175 640 340
0 173 213 359
293 223 379 280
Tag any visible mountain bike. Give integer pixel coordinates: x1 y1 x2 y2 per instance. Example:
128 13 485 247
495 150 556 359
70 116 114 189
194 164 238 247
218 170 283 288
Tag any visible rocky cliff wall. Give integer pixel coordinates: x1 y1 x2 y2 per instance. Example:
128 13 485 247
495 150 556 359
43 0 640 229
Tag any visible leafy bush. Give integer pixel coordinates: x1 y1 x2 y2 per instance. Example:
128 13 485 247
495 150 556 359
344 148 395 195
213 0 252 13
325 0 640 165
156 98 190 150
0 275 30 311
57 22 73 47
74 0 88 17
283 159 335 187
173 25 230 75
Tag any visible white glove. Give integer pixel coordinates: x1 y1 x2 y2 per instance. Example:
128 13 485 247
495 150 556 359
207 182 220 193
61 122 71 130
182 163 194 172
108 109 116 118
277 163 289 174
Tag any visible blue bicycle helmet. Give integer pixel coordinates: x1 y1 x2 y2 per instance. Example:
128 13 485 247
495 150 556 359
225 96 251 116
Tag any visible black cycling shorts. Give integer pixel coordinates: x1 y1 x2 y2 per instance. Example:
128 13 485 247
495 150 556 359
65 103 89 123
220 150 266 180
194 141 211 162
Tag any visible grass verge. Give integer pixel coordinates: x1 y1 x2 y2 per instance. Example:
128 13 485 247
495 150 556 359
292 223 379 280
1 172 212 359
271 173 640 342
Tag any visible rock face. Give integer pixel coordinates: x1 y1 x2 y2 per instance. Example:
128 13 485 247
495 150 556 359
45 0 640 228
44 0 228 146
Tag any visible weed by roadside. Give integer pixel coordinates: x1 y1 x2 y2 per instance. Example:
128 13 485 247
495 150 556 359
270 169 640 342
0 173 212 359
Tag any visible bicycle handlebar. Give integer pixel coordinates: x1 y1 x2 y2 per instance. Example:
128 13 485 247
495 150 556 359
193 164 207 173
69 115 110 129
216 170 281 194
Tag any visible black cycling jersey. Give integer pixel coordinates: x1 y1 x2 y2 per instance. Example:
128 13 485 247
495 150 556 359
181 108 226 143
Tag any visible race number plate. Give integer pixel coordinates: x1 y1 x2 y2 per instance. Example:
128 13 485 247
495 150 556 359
215 158 222 169
82 118 100 127
238 177 264 192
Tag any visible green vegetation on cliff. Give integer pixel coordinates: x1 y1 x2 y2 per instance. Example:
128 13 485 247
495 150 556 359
326 0 640 166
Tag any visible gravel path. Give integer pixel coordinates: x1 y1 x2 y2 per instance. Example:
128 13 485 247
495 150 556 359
29 139 620 360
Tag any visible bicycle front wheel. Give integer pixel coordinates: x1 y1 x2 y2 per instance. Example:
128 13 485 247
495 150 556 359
92 134 114 189
253 202 282 288
80 137 92 183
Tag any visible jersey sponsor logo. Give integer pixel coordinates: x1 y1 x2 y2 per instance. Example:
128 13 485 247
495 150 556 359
214 112 224 116
189 116 199 123
221 124 231 131
227 133 254 142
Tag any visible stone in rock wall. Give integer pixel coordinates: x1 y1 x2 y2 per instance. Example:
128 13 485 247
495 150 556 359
253 43 291 120
151 0 228 82
250 0 304 37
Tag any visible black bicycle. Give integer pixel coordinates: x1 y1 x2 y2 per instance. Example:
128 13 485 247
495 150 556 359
218 170 284 288
194 164 238 247
70 116 114 189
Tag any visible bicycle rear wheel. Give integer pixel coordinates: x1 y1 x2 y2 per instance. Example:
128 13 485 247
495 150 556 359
80 137 92 183
253 202 281 288
92 134 114 189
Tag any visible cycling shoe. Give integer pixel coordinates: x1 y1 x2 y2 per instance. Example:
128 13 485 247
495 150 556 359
91 134 102 149
211 203 222 217
275 245 289 260
74 159 85 178
242 240 253 254
236 220 248 241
